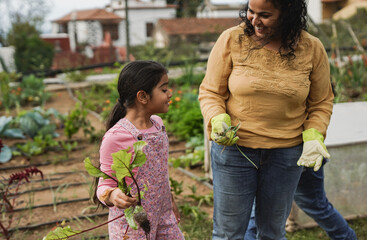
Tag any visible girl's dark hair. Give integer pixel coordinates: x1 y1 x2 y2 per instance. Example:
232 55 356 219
92 60 167 207
106 60 168 131
239 0 308 59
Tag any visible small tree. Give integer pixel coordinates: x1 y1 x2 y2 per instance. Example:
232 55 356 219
7 20 54 73
2 0 53 73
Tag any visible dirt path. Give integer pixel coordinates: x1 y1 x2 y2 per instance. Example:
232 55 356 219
1 86 213 239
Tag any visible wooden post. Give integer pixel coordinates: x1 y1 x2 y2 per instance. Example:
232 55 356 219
124 0 130 61
203 126 212 180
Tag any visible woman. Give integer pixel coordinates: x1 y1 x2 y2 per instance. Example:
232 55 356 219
198 0 334 239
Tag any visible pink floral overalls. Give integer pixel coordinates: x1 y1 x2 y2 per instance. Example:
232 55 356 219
108 118 184 240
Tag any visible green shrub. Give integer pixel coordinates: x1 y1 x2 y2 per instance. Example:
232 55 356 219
161 88 203 141
20 74 51 106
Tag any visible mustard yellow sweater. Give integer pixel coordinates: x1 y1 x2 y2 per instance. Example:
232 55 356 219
199 25 334 149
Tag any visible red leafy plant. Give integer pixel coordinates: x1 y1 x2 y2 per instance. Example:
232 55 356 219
44 141 150 240
0 167 43 240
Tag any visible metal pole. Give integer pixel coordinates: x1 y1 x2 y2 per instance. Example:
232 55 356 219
125 0 130 62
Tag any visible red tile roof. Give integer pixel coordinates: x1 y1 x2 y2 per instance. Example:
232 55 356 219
321 0 345 2
109 4 178 10
54 9 123 23
157 17 241 35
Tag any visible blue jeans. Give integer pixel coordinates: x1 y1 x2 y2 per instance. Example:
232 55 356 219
245 163 357 240
211 143 303 240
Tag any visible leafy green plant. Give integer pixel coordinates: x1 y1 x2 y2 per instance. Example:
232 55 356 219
60 140 78 160
0 72 21 115
48 179 70 213
44 141 150 239
0 116 25 139
180 211 213 240
161 88 203 141
170 177 183 196
179 203 208 222
172 61 205 86
0 72 12 114
34 134 59 150
16 141 43 159
186 185 213 207
64 102 95 140
330 62 348 103
177 185 213 239
170 146 204 169
16 109 59 139
130 41 173 66
65 71 87 82
345 57 366 95
7 21 54 73
19 74 51 106
0 138 12 163
15 134 59 160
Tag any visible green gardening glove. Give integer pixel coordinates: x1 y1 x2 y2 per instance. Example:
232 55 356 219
210 113 239 146
297 128 330 171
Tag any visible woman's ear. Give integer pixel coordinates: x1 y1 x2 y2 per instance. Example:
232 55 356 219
136 90 149 104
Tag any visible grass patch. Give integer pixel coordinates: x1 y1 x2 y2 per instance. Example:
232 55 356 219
180 216 367 239
287 217 367 240
180 214 213 240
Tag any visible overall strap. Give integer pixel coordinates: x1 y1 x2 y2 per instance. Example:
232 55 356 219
118 117 165 141
118 118 141 140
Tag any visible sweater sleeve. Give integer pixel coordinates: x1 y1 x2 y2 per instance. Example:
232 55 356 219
303 38 334 137
198 28 233 139
96 129 135 206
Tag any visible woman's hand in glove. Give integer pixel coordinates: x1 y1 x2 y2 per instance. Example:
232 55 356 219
210 113 239 146
297 128 330 171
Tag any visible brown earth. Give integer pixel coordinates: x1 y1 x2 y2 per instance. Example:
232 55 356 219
0 86 213 240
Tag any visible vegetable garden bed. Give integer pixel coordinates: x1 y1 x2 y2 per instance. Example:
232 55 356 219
0 80 213 240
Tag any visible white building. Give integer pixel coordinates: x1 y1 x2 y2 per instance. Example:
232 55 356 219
106 0 177 46
197 0 244 18
52 9 123 51
197 0 323 24
52 0 177 50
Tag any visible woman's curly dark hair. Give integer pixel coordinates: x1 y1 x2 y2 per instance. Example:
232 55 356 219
239 0 308 59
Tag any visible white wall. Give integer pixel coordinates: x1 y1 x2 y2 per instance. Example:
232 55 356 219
86 21 103 46
0 47 15 72
67 20 104 51
110 0 166 9
114 8 176 46
197 9 240 18
307 0 322 24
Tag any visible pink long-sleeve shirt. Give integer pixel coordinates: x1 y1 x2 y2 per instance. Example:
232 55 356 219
96 116 163 204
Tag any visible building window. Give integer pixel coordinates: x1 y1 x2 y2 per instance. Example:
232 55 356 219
59 23 68 33
102 23 119 40
146 22 154 37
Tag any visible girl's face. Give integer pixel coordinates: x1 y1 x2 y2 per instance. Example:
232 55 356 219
247 0 281 40
147 74 172 114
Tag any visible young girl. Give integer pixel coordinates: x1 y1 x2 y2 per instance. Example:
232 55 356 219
94 60 184 240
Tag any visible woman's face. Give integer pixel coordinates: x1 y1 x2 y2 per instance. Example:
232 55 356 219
247 0 281 40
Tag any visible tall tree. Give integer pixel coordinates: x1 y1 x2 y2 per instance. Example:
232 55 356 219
4 0 54 73
0 0 49 46
168 0 204 18
7 19 54 73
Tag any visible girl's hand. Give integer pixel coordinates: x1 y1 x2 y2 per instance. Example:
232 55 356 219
107 188 137 209
171 194 181 223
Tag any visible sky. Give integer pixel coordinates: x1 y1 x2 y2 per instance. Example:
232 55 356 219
46 0 245 21
44 0 111 32
0 0 246 34
44 0 246 33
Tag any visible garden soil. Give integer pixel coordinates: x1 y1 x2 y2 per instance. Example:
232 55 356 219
0 86 213 240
